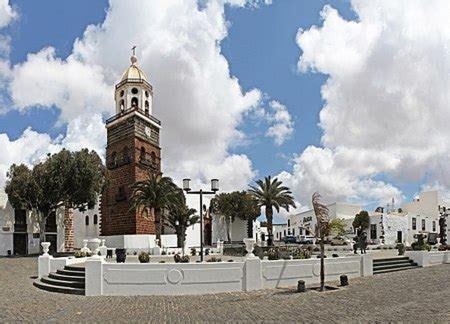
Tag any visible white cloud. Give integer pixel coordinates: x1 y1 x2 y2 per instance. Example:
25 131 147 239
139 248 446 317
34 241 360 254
287 0 450 207
4 0 276 192
265 100 294 145
0 0 16 29
0 128 60 185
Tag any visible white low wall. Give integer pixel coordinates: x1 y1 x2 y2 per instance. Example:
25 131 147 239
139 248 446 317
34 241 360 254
38 255 87 278
261 256 364 289
406 251 450 267
84 254 372 296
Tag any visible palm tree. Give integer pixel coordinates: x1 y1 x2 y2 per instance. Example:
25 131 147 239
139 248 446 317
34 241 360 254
210 191 260 242
312 192 330 292
165 195 199 250
130 173 180 245
249 176 296 246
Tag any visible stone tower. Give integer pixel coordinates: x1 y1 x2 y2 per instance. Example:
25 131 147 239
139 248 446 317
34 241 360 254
100 51 161 236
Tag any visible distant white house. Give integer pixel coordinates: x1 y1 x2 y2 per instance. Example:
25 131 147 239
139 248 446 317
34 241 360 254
273 190 448 246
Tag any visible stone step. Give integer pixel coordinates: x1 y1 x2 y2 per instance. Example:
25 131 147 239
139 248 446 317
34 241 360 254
373 257 409 263
49 273 85 282
373 259 414 266
373 262 418 271
373 265 420 275
56 269 86 277
65 265 85 272
33 279 85 295
41 276 85 289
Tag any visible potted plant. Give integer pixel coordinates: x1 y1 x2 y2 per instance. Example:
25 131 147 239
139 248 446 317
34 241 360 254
174 253 182 263
396 243 406 255
116 248 127 263
180 255 190 263
138 251 150 263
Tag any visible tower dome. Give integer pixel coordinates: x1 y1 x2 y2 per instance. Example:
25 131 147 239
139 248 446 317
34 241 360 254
115 47 153 116
120 54 148 82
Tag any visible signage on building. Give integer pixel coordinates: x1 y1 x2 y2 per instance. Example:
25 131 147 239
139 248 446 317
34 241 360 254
303 216 312 222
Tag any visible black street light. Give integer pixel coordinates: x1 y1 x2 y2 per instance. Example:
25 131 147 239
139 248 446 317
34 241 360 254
183 178 219 262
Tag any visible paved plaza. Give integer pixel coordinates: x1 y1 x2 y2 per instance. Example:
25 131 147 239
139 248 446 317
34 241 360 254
0 257 449 323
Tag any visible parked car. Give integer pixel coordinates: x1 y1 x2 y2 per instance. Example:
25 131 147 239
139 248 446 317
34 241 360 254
281 236 297 244
330 236 351 246
298 235 315 244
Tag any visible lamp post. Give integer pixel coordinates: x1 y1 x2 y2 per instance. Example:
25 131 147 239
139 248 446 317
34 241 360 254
183 178 219 262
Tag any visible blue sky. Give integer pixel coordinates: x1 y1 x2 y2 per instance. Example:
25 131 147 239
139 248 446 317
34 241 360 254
1 0 448 222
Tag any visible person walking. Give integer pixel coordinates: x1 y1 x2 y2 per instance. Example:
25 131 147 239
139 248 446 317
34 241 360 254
353 235 359 254
359 232 367 254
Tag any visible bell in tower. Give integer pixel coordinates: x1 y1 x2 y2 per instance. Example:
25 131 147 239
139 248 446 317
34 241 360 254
100 48 162 244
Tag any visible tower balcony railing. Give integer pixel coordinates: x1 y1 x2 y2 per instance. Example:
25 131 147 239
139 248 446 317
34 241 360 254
106 106 161 126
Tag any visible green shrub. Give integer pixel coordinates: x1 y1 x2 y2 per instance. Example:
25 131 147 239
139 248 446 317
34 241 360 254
396 243 406 256
292 248 311 260
180 255 190 263
159 260 166 263
267 248 279 260
332 254 339 258
174 253 181 263
190 248 197 256
138 251 150 263
161 250 167 255
438 244 448 251
207 256 222 262
227 259 234 262
74 251 86 258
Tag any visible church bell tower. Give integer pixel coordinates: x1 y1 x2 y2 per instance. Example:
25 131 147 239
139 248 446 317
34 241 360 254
100 49 161 236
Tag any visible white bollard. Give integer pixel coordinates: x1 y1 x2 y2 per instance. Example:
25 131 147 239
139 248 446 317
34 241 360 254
85 257 103 296
38 242 53 279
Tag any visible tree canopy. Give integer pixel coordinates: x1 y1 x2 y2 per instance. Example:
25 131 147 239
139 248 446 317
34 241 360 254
5 148 105 242
130 173 181 244
165 194 198 248
352 210 370 232
329 218 347 237
249 176 296 245
210 191 260 222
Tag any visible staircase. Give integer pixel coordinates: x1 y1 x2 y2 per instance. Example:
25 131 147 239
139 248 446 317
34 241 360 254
33 265 85 295
373 256 419 275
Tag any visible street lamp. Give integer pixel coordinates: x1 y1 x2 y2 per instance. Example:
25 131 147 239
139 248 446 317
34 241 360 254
183 178 219 261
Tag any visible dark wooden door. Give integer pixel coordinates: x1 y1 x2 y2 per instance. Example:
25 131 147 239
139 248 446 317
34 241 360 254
45 234 57 255
397 231 402 243
13 233 27 255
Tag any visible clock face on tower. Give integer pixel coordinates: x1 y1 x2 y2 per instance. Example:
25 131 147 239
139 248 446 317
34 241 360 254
144 126 151 138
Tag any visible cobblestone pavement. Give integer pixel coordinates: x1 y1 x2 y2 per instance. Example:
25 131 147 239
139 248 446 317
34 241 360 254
1 257 449 323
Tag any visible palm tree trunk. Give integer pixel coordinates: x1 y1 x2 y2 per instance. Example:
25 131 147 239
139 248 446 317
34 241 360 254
320 238 325 291
155 208 161 246
226 217 231 243
176 229 183 248
266 206 274 246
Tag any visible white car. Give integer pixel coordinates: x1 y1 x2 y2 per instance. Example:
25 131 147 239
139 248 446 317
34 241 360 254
330 236 351 246
298 235 315 244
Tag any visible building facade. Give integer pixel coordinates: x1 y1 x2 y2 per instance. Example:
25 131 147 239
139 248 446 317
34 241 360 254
273 191 448 246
